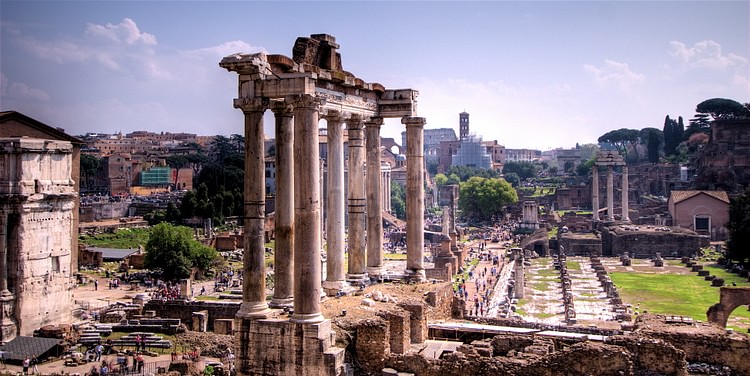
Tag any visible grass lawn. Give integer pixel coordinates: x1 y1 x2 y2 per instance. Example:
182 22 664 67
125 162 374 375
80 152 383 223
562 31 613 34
610 271 750 332
80 228 150 249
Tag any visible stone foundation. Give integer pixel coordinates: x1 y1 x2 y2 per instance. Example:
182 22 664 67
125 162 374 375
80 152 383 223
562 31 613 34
236 317 345 376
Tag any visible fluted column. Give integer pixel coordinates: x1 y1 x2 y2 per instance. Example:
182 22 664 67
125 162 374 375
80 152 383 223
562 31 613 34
365 117 384 278
592 166 599 221
346 115 367 282
621 165 629 222
269 101 294 308
238 98 271 319
289 94 324 324
0 211 8 293
607 165 614 221
403 116 426 282
322 111 348 295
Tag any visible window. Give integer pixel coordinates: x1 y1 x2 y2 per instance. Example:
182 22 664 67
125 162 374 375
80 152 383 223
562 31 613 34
51 256 60 272
694 216 710 231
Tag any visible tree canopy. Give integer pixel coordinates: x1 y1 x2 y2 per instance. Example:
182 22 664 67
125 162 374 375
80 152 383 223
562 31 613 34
695 98 750 120
144 222 220 281
598 128 639 161
458 176 518 223
662 115 684 157
639 127 664 163
727 189 750 268
502 161 536 181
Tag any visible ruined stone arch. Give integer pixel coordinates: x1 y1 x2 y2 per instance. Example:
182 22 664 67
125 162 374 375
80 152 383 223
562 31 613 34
707 287 750 328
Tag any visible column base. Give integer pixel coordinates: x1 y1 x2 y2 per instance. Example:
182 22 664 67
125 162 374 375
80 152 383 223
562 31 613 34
236 318 345 376
290 312 325 324
346 273 368 284
322 280 351 297
403 269 426 283
0 292 17 343
269 297 294 309
237 301 272 319
366 266 385 280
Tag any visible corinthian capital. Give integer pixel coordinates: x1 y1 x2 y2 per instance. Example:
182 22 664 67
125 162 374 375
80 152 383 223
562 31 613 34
235 97 269 113
287 94 323 111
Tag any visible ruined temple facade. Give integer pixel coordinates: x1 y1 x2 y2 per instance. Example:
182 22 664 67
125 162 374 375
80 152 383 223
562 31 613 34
0 111 82 341
220 34 425 375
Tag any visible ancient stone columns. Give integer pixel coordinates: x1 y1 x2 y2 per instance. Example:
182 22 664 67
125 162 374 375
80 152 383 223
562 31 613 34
592 167 599 221
238 98 271 319
346 115 367 282
607 166 615 221
290 94 324 323
592 151 629 223
270 102 294 308
621 165 629 222
322 111 348 295
365 117 384 278
403 116 426 282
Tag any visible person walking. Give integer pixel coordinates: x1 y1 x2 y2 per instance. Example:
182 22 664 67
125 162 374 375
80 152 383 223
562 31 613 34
31 357 39 375
22 356 30 375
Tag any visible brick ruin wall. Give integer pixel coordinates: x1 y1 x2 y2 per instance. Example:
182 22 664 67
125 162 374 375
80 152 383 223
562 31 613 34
143 300 239 331
372 314 750 376
600 226 702 258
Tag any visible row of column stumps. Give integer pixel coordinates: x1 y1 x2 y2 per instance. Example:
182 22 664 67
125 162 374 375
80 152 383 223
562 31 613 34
237 94 427 323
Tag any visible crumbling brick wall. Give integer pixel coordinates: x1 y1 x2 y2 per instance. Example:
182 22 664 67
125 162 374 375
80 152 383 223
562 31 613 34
355 317 389 372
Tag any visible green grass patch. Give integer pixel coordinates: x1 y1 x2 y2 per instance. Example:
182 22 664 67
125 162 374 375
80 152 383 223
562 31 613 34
610 271 750 332
80 228 150 249
703 264 750 286
548 227 558 238
385 253 407 260
566 261 582 271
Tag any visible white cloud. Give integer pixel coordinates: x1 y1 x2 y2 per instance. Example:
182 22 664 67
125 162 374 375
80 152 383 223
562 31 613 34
85 18 157 46
583 59 645 92
186 41 265 58
0 72 50 101
669 40 746 71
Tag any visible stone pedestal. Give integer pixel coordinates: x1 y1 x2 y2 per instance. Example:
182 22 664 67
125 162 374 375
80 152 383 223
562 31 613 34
235 317 345 376
0 291 17 343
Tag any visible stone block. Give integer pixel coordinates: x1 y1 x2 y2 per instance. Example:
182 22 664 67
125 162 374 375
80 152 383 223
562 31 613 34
191 310 208 332
377 310 410 355
356 317 389 371
213 319 234 335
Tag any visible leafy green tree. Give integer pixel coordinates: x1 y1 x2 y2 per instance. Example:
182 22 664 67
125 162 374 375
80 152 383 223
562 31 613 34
448 166 500 181
578 143 600 162
663 115 684 156
187 153 210 182
458 176 518 223
727 189 750 268
576 159 594 177
447 173 461 185
639 127 663 163
598 128 639 161
144 223 219 281
434 173 448 187
166 155 189 189
390 181 406 219
80 153 101 191
503 161 536 181
504 172 520 187
426 160 439 176
695 98 750 120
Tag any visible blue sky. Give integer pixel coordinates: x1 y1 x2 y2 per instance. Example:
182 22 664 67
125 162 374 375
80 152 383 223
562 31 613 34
1 1 748 149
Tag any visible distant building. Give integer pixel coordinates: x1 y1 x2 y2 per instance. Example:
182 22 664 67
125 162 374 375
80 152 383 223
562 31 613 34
401 127 456 163
668 190 729 240
452 134 492 169
506 148 542 163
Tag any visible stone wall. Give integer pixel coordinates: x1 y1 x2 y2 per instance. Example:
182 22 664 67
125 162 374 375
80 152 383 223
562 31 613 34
600 225 701 258
557 233 601 256
142 300 239 331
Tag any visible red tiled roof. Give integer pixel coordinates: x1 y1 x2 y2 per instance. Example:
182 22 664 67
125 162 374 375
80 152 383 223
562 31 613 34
670 190 730 204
